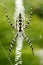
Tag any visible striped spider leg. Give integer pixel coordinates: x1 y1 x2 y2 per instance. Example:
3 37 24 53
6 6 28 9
4 7 15 29
24 7 33 29
9 33 18 54
22 33 34 56
4 7 18 54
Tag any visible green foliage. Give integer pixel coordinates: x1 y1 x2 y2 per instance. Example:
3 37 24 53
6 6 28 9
33 4 43 18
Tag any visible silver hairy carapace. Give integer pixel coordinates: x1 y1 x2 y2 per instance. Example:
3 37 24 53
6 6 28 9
4 7 34 56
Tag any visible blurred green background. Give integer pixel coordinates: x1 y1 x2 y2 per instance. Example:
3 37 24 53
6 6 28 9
0 0 43 65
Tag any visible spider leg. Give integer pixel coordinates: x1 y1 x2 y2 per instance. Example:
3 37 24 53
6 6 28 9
4 7 15 29
22 33 34 56
24 7 33 29
9 33 18 54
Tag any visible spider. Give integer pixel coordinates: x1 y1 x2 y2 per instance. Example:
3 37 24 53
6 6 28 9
4 7 34 55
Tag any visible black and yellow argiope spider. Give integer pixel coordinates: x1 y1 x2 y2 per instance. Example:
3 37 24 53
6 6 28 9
3 7 34 55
